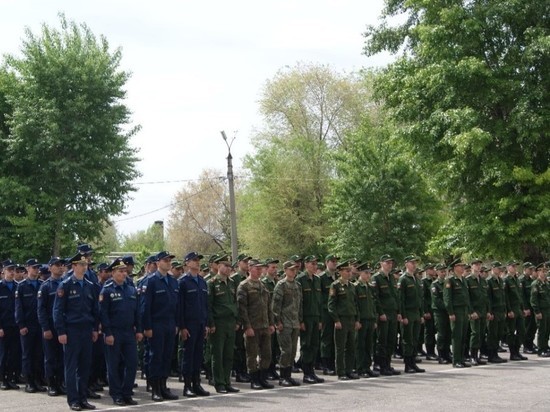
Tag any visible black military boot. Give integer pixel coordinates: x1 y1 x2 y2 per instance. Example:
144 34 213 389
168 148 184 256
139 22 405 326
387 357 401 375
266 363 279 380
183 376 196 397
515 347 528 360
509 345 523 361
425 344 438 360
192 373 210 396
309 364 325 383
160 378 178 400
288 367 301 386
412 357 425 373
279 367 293 387
47 378 59 396
259 370 274 389
488 350 507 363
250 371 263 390
25 375 38 393
302 364 317 384
404 357 416 373
151 378 163 402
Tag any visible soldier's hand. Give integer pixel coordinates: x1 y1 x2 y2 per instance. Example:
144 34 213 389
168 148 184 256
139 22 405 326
300 322 305 331
0 329 4 338
136 333 144 342
379 314 387 322
210 326 216 334
245 327 255 337
268 325 275 335
235 324 240 331
318 322 323 331
397 314 403 322
205 327 210 338
424 313 431 320
105 335 114 345
92 331 99 342
536 313 543 320
420 317 425 325
449 315 456 322
374 323 378 329
180 328 191 341
58 334 68 345
144 329 153 338
43 330 53 340
334 321 342 330
354 321 361 331
277 322 283 332
471 312 479 320
523 309 530 317
487 313 494 321
507 311 515 319
402 318 408 326
20 327 29 336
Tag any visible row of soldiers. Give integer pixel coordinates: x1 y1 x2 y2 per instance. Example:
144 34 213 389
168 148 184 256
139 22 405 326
1 246 550 409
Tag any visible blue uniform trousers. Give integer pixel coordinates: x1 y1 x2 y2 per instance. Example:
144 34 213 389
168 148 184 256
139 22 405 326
21 326 43 379
149 323 175 379
0 326 20 380
181 322 205 377
105 329 137 400
64 326 93 405
43 331 64 380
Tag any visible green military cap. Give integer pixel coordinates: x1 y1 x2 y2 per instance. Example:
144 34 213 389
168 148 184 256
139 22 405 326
208 254 220 263
390 268 402 276
336 260 351 270
283 260 298 270
214 254 230 263
423 263 435 270
357 262 372 272
248 259 267 267
264 258 280 265
506 260 519 266
379 254 395 262
404 255 419 263
317 262 326 270
236 253 252 262
171 260 183 269
324 254 340 261
491 261 504 268
535 262 545 270
470 258 483 264
303 255 317 263
435 263 447 270
277 269 285 276
522 262 534 268
480 265 489 272
200 263 209 271
448 258 466 269
464 264 471 270
289 254 303 262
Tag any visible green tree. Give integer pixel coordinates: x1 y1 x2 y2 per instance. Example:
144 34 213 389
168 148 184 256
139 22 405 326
325 118 442 262
364 0 550 260
166 169 231 258
120 221 165 264
240 63 371 258
0 15 140 259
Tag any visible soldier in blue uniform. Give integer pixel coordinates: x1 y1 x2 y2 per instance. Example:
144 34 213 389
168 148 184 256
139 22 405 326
178 252 210 397
38 257 66 396
15 258 45 393
53 254 100 411
99 258 142 406
0 259 21 390
141 251 179 402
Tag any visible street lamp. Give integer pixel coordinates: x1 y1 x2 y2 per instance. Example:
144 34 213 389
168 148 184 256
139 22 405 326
221 131 238 262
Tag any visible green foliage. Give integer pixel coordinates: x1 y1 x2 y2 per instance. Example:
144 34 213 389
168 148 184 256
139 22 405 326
325 118 442 263
364 0 550 260
120 222 165 263
0 14 140 258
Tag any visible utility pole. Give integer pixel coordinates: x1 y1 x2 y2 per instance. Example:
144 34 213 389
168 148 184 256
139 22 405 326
221 131 238 262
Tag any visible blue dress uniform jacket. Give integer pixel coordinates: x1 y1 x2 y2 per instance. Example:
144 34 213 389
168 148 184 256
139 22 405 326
0 280 21 383
52 275 99 406
100 280 140 401
178 273 208 377
141 271 179 379
15 278 44 380
37 276 64 381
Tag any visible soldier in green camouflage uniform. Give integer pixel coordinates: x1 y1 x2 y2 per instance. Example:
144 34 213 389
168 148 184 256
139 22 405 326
520 262 537 353
230 254 252 382
354 263 379 378
318 254 339 375
207 260 240 394
237 259 275 390
486 262 507 363
328 261 360 380
261 258 280 380
398 255 425 373
503 261 528 361
530 265 550 357
371 255 401 376
431 263 451 364
296 256 324 384
465 259 488 365
443 258 472 368
272 261 303 387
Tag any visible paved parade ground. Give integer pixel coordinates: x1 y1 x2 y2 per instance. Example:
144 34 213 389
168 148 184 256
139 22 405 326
2 356 549 411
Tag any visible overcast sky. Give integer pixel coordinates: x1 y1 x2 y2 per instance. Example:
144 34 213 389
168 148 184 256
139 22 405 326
1 0 392 236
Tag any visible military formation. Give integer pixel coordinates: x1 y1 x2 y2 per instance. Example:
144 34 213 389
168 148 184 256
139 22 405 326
1 246 550 410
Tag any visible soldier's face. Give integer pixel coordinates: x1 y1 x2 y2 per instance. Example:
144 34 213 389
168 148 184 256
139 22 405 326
50 263 64 277
305 261 317 273
437 269 446 279
112 268 127 284
73 262 87 277
238 261 249 272
157 258 172 272
359 271 370 282
454 264 465 276
340 268 351 280
267 264 278 276
507 265 517 275
405 261 417 272
187 258 200 271
381 260 393 272
218 263 230 276
284 267 297 280
471 263 481 273
326 259 338 271
3 268 15 281
249 265 262 280
146 262 157 273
